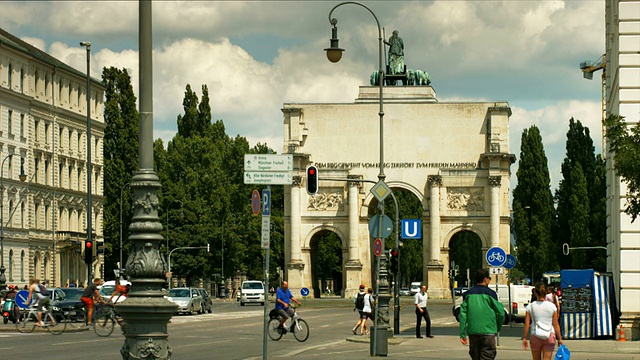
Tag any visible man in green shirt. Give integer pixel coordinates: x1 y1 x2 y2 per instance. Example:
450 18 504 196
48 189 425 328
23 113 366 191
459 268 504 360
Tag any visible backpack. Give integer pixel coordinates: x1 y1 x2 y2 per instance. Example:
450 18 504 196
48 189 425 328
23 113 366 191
39 284 50 296
355 293 365 310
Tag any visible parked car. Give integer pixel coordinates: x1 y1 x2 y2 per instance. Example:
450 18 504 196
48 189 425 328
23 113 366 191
51 288 86 323
240 281 264 306
99 280 132 303
399 287 411 296
167 287 203 315
410 282 421 295
196 288 213 314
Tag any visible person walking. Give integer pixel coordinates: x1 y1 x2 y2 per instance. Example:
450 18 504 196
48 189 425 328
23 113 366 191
522 283 563 360
414 285 433 338
361 287 375 336
352 285 366 335
459 268 505 360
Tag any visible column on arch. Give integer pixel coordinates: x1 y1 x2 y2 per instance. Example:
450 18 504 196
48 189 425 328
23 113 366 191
348 181 359 262
428 175 442 264
488 176 501 249
290 176 302 262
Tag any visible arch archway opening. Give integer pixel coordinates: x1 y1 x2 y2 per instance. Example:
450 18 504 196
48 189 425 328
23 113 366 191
448 231 483 291
309 230 343 298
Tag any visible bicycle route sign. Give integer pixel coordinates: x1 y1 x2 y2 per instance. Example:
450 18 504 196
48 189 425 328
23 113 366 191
504 254 517 270
486 246 506 267
15 290 30 308
300 287 310 297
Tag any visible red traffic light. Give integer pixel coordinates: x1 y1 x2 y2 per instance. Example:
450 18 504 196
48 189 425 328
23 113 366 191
390 249 398 258
85 242 92 248
306 165 319 195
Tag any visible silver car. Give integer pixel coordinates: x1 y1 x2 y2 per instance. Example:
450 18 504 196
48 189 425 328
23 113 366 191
167 287 203 315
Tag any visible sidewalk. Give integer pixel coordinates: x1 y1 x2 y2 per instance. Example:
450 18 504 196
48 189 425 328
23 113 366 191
346 325 640 359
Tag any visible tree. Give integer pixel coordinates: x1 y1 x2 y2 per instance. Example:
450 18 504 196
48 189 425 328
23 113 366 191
555 118 606 270
605 114 640 222
568 163 590 268
512 126 556 282
101 67 139 277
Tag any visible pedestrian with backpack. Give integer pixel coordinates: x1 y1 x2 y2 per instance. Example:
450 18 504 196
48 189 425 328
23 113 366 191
352 285 366 335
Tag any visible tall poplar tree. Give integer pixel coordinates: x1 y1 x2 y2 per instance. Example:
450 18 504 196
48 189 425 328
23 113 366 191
555 118 606 270
512 126 556 282
568 163 590 268
102 67 139 276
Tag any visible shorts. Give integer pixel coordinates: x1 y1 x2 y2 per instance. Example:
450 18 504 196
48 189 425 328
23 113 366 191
81 296 94 310
366 312 374 320
37 297 50 312
530 332 556 352
277 307 294 320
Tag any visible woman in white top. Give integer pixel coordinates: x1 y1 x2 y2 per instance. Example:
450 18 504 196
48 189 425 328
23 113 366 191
522 283 563 360
361 287 375 335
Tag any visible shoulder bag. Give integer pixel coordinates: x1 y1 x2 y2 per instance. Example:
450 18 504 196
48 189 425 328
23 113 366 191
532 302 552 340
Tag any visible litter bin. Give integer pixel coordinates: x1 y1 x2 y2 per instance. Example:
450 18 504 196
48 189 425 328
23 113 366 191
369 326 388 356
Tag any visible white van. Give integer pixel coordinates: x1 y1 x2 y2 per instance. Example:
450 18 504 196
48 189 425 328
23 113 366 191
410 282 422 295
240 280 265 306
495 284 533 323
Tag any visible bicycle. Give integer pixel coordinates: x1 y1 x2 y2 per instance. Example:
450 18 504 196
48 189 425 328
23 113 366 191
267 304 309 342
93 303 124 337
16 304 66 335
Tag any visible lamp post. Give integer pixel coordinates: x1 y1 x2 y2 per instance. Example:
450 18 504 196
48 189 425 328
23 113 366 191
325 2 390 354
119 182 130 271
165 200 183 255
0 154 27 291
117 2 177 358
168 245 209 289
79 41 93 282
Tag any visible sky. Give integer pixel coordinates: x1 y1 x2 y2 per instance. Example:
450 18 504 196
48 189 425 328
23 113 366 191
1 1 606 194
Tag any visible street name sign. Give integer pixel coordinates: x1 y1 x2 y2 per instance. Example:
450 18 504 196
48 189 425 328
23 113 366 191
244 154 293 172
244 171 293 185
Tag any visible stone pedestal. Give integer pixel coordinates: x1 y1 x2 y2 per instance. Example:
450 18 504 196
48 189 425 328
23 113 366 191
427 263 449 299
286 262 305 297
344 261 363 298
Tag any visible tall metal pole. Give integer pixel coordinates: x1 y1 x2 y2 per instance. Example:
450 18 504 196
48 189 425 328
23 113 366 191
117 1 177 358
326 2 389 355
1 155 27 291
79 41 92 282
119 182 130 271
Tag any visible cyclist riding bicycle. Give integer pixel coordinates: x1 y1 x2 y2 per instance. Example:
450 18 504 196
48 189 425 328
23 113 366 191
25 278 50 327
275 281 301 332
81 278 104 326
107 281 131 304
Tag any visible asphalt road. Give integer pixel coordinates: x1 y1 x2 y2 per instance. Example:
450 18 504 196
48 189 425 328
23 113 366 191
1 298 636 359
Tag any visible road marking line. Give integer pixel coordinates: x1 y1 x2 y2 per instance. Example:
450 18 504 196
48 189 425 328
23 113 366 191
279 339 345 357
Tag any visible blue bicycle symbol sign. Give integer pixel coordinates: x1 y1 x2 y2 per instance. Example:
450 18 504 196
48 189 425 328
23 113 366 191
504 254 516 269
486 247 506 267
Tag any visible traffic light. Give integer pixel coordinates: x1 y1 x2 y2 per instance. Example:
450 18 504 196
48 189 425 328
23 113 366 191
447 269 454 277
306 165 318 195
84 240 93 264
96 241 104 255
76 240 82 253
389 248 399 274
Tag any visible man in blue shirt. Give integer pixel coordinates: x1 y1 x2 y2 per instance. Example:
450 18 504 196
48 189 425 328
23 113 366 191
276 281 301 330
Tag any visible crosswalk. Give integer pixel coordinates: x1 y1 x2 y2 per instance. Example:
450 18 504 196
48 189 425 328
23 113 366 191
169 310 263 324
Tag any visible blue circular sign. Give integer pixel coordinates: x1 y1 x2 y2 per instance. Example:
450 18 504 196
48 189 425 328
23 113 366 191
300 287 310 297
14 290 31 309
486 246 506 267
504 254 517 269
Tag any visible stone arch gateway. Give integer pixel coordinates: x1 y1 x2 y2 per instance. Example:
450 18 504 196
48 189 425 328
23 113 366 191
281 85 515 299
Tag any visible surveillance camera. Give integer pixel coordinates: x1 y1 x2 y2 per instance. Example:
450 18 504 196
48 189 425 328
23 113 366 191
79 41 91 47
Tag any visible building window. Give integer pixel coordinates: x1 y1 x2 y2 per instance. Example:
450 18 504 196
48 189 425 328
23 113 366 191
20 114 24 138
34 203 39 229
45 72 49 97
7 63 12 89
8 249 13 281
68 166 72 190
21 203 25 228
59 163 63 187
45 159 49 185
8 201 14 226
7 109 12 135
45 123 50 144
34 158 39 183
19 67 24 93
45 205 49 230
78 133 81 153
35 120 39 142
77 170 81 191
20 250 25 281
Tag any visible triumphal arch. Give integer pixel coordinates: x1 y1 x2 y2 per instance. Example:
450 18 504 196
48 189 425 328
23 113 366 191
281 85 515 299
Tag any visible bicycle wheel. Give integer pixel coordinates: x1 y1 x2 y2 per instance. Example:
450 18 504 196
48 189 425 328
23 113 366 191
267 318 283 341
94 313 115 337
292 318 309 342
46 312 66 335
16 312 36 333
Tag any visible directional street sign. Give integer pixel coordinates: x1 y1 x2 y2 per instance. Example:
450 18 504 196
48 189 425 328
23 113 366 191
244 171 293 185
14 290 30 308
301 287 310 297
486 246 507 267
401 219 422 239
244 154 293 172
504 254 517 270
262 189 271 216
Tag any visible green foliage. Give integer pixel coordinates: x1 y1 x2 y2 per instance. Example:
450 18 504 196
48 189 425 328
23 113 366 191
101 67 139 277
605 114 640 222
314 231 342 288
449 232 482 287
512 126 556 282
555 119 606 270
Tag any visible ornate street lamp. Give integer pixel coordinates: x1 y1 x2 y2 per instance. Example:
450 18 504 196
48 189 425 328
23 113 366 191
325 2 391 355
0 154 27 291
